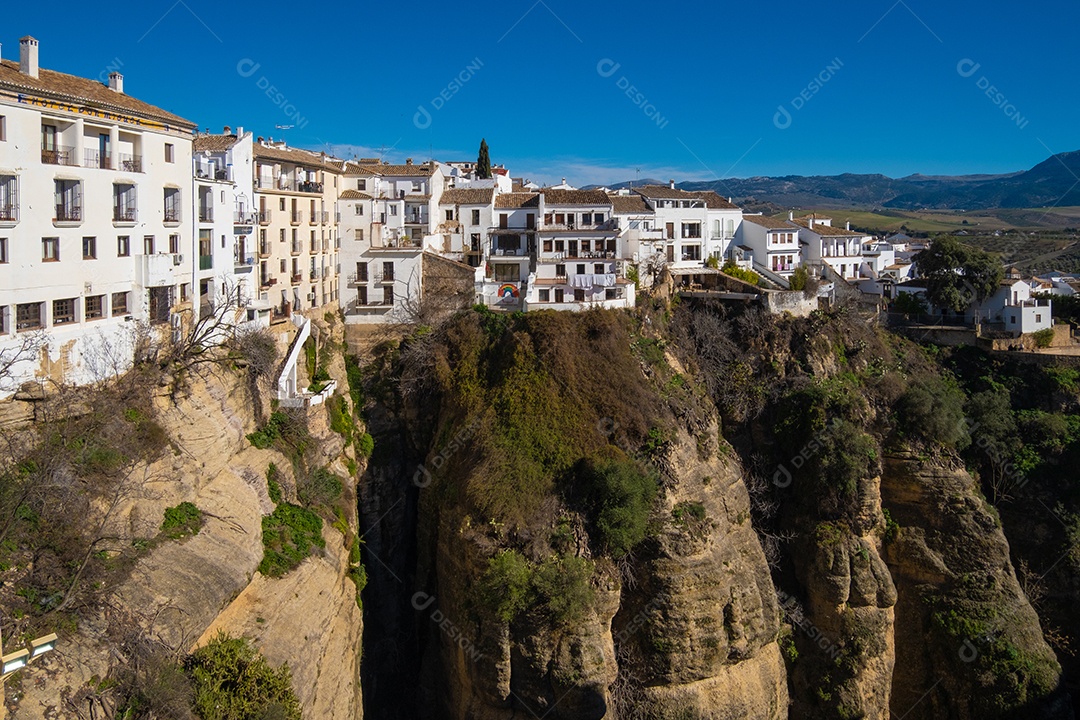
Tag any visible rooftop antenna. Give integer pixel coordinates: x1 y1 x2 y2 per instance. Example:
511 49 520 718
275 124 294 130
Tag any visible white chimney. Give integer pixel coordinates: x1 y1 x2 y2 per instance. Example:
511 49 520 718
788 210 794 221
669 179 676 189
108 71 123 94
19 36 39 79
846 221 851 231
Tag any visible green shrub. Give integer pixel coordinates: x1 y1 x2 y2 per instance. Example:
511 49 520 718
344 354 365 411
327 395 353 441
476 550 533 622
161 502 202 540
576 457 657 557
1033 328 1055 348
721 260 761 286
356 432 374 459
297 466 343 511
790 265 809 292
246 411 310 459
186 632 301 720
266 463 282 504
896 374 970 449
532 555 595 625
258 503 325 578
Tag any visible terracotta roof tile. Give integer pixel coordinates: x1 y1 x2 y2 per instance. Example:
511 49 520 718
356 162 437 177
0 58 195 129
794 219 864 236
608 194 654 214
541 189 611 206
742 214 797 230
495 193 540 209
339 189 372 200
193 134 240 153
634 185 706 201
441 188 495 205
688 190 739 209
253 142 342 171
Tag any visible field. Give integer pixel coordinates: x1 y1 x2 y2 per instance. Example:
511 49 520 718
775 207 1080 235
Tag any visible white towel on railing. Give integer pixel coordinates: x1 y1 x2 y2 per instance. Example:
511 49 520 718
570 274 594 289
594 274 616 287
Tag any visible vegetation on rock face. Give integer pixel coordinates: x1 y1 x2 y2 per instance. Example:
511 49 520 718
474 549 595 627
161 502 203 540
186 632 302 720
258 503 325 578
573 456 657 557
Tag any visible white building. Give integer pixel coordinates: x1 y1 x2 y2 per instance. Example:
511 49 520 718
972 279 1053 335
632 184 741 268
0 36 197 394
794 215 872 281
736 215 801 277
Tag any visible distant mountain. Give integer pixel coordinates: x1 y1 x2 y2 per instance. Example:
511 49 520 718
601 151 1080 211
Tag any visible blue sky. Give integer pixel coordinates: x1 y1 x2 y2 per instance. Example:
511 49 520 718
4 0 1076 186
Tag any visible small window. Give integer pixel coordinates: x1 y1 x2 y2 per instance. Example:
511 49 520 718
574 288 585 302
85 295 104 320
576 264 585 275
1036 314 1042 323
0 115 5 141
42 237 60 261
16 302 42 330
594 263 604 274
180 283 189 302
165 143 174 162
117 235 130 256
280 259 286 273
389 205 398 216
144 235 155 254
539 289 550 302
543 239 553 252
82 236 97 259
355 204 364 215
445 209 454 221
357 262 368 281
169 234 180 254
606 288 618 300
0 237 7 263
279 198 286 211
555 263 566 277
111 292 129 316
52 298 76 325
382 286 393 305
357 179 366 190
471 209 480 225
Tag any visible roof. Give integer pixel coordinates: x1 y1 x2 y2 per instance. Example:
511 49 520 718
742 214 797 230
0 58 195 129
542 189 611 206
495 193 540 209
794 219 864 236
440 188 495 205
689 191 740 210
339 189 372 200
253 142 341 171
635 185 703 200
608 194 654 214
355 162 437 177
193 134 240 153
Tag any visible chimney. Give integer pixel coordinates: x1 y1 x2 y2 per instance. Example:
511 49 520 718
108 71 123 93
19 36 39 79
728 197 733 204
669 179 676 189
406 157 413 165
846 221 851 231
236 126 243 137
224 125 231 134
788 210 794 221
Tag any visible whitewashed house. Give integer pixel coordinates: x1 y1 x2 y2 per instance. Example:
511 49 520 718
632 184 741 268
736 215 801 278
795 215 872 281
0 36 197 394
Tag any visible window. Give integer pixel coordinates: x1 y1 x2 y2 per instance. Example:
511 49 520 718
117 235 130 256
357 286 368 305
576 264 586 275
85 295 104 320
144 235 155 254
1036 314 1043 323
606 288 619 300
16 302 42 330
389 205 398 216
470 209 480 225
493 264 520 282
555 263 566 277
52 298 76 325
382 261 395 281
499 213 508 228
555 240 565 253
113 183 136 222
41 124 56 152
54 179 82 221
355 204 364 215
594 263 605 274
539 289 550 302
279 198 286 211
682 222 701 239
0 174 17 221
555 289 564 303
574 289 585 302
383 287 393 305
180 283 189 302
280 259 287 273
412 181 422 192
170 234 180 254
82 236 96 259
0 115 5 141
357 262 368 281
0 238 7 263
163 188 181 222
42 237 60 261
357 179 366 190
543 239 553 252
111 292 128 316
165 143 174 162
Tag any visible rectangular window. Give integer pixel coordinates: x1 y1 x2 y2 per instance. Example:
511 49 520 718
52 298 76 325
163 188 181 222
144 235 155 254
113 183 136 222
543 239 553 252
539 289 550 302
170 234 180 254
180 283 189 302
574 288 585 302
117 235 130 256
606 288 618 300
42 237 60 261
555 263 566 277
576 263 586 275
594 263 605 274
357 179 366 190
555 240 565 253
355 204 364 215
555 288 564 303
16 302 42 330
0 174 17 221
383 286 393 305
493 264 520 282
0 115 5 141
471 209 481 225
85 294 104 320
280 259 287 273
54 179 82 222
111 291 129 316
445 209 454 222
382 261 394 282
389 205 398 216
0 237 7 263
165 143 174 162
357 286 368 305
357 262 368 281
82 236 96 259
682 222 701 239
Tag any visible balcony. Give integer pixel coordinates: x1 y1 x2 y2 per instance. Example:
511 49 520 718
235 256 254 272
298 181 323 194
164 210 180 223
346 272 368 287
113 208 137 223
491 247 527 257
84 149 111 169
291 210 303 225
119 154 143 173
55 205 82 222
198 206 214 222
235 211 257 224
198 255 213 271
540 219 618 232
260 276 277 288
309 268 320 281
259 210 272 224
259 242 272 257
42 146 77 166
0 205 18 222
290 273 303 284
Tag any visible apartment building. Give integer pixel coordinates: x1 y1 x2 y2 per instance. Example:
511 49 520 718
632 184 741 267
737 214 802 277
794 215 873 281
253 141 341 318
193 128 260 321
0 36 197 394
485 192 538 307
435 187 496 269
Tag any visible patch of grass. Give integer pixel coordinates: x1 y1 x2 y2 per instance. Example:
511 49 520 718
297 466 344 512
161 502 202 540
258 503 325 578
266 463 282 504
356 432 374 459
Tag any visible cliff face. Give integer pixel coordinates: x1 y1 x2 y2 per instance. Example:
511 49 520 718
881 452 1068 720
6 322 364 720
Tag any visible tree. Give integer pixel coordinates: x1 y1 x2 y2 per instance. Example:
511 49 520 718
477 139 491 179
914 236 1003 312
